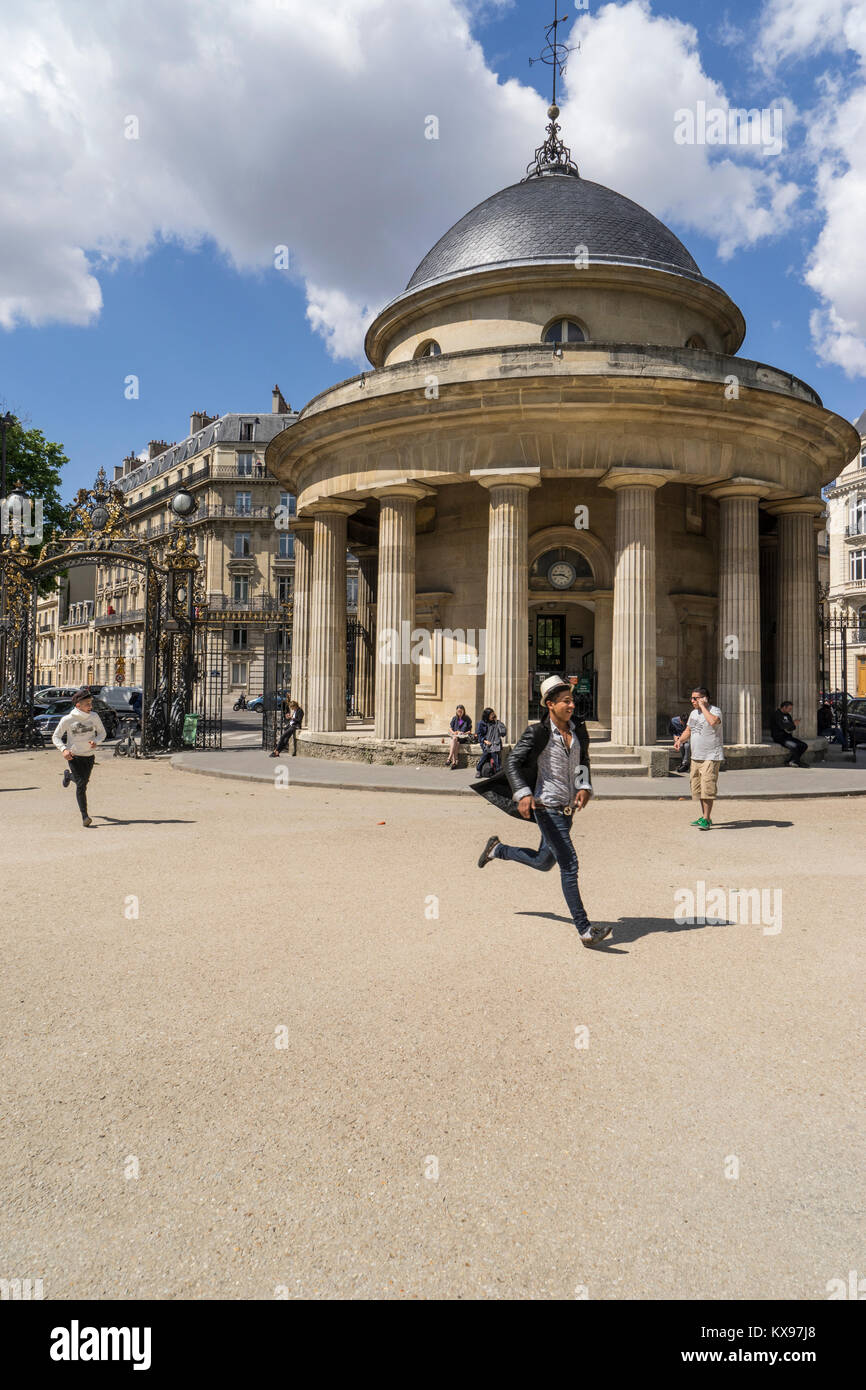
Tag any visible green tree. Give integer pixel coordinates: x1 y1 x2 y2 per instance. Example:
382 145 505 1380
2 417 69 540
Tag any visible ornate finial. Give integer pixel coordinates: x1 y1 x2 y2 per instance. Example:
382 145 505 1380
524 2 580 179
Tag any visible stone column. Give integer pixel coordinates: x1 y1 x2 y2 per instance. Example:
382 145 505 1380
472 469 541 743
373 484 432 741
288 517 314 713
601 469 671 746
307 501 360 732
759 533 778 734
707 481 763 746
767 497 823 740
354 545 378 722
593 591 614 727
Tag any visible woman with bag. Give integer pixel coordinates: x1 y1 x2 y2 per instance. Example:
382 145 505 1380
446 704 473 769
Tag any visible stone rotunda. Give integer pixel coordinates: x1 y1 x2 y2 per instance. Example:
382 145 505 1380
266 110 858 770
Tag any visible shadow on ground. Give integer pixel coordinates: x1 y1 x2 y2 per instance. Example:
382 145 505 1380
516 911 737 951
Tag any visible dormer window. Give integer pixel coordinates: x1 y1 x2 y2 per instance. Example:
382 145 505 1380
543 319 586 344
415 340 441 358
686 334 708 349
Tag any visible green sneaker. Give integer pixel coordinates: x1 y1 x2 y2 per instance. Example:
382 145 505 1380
699 818 712 830
690 817 706 826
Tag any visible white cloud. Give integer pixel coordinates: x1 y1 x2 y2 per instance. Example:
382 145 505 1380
756 0 866 376
0 0 808 363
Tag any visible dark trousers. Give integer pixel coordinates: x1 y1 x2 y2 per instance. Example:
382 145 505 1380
780 736 808 765
497 806 590 932
276 725 299 755
68 755 94 819
476 748 500 776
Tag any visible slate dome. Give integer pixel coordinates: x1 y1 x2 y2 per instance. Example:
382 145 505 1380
406 173 703 292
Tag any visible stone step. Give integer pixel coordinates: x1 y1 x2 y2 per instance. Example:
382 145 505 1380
592 762 650 777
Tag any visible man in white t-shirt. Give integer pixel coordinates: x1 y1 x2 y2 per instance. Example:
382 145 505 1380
673 687 724 830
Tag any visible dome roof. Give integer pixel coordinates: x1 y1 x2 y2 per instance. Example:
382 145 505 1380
406 173 702 291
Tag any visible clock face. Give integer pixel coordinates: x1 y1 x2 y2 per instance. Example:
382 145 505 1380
548 561 576 589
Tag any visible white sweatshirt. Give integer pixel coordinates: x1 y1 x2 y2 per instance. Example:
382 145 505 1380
51 709 107 757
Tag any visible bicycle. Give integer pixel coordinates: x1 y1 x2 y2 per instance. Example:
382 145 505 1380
113 716 140 759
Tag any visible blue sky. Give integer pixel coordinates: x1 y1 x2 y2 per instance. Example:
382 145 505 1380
1 0 865 498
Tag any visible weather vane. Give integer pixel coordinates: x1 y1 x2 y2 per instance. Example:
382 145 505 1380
524 0 581 180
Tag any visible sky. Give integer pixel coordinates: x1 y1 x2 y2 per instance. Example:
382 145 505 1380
1 0 866 498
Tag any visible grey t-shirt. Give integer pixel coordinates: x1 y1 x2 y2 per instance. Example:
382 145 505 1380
687 705 724 761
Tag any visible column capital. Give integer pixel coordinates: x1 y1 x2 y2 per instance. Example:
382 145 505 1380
471 467 541 491
600 467 674 492
287 516 315 535
763 494 825 518
301 499 363 518
356 479 435 502
703 477 772 502
349 542 378 558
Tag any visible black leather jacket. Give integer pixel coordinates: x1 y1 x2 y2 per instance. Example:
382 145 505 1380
469 715 592 821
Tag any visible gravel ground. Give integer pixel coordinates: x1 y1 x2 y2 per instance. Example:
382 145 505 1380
1 749 863 1300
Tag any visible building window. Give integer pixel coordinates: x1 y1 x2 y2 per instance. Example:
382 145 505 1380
543 318 586 344
278 533 294 559
234 531 251 557
347 574 358 607
278 574 292 604
850 497 866 537
235 491 252 515
279 492 296 516
237 453 254 476
233 575 250 602
231 661 248 685
860 442 866 467
685 333 707 349
232 626 248 649
858 605 866 643
414 340 441 358
240 422 255 442
851 549 866 582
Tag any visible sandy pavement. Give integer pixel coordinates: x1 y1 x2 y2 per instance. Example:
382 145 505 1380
1 748 863 1300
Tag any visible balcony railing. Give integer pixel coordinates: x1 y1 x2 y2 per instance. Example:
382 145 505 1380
94 608 145 628
126 463 211 512
205 593 282 613
213 463 277 480
845 523 866 539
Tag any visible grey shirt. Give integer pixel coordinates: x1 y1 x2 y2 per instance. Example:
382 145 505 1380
687 705 724 761
514 722 593 806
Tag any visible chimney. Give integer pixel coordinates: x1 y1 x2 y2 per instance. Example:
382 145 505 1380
123 453 138 476
148 440 169 460
272 384 290 414
113 465 124 481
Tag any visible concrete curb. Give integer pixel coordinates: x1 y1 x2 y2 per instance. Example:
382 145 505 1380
171 755 866 800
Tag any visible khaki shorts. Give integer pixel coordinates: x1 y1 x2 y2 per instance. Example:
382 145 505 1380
690 759 720 800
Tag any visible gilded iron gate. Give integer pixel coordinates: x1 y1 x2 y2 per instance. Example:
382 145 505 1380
0 469 206 755
191 623 224 749
261 622 291 750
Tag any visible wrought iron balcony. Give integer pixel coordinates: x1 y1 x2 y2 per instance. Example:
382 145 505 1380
94 608 145 628
205 593 281 613
126 463 211 511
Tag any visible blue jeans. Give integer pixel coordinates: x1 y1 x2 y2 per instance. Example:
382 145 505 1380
497 807 590 931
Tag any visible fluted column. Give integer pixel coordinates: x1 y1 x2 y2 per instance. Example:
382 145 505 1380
373 485 431 740
593 591 613 727
759 534 778 734
307 501 360 732
602 469 671 746
707 481 763 745
473 469 541 742
288 517 314 713
354 545 377 722
767 497 823 740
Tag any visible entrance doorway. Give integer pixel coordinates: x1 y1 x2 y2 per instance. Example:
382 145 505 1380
531 609 597 719
858 655 866 697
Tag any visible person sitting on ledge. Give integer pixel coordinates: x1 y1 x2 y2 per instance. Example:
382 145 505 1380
446 705 472 769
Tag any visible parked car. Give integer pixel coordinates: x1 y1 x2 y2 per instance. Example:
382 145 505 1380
95 686 141 727
33 695 119 740
846 698 866 755
33 685 79 707
246 688 289 715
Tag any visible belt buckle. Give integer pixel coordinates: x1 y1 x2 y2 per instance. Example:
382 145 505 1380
562 804 572 816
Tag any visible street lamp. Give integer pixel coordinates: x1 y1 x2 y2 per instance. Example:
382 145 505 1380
0 412 17 502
